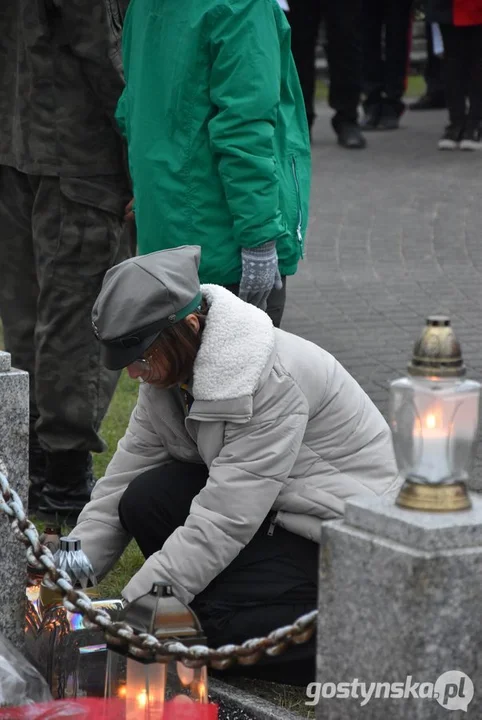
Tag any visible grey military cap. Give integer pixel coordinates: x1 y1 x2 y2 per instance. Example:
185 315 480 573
92 246 202 370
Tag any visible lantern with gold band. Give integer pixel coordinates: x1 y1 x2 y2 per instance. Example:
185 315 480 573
389 316 481 512
104 583 208 718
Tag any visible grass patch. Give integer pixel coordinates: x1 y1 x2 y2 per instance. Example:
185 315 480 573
96 538 144 598
406 74 426 98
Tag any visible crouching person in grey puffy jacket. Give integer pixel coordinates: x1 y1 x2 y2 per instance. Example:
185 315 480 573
72 245 401 685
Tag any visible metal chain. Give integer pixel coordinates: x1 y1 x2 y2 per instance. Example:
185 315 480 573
0 459 317 669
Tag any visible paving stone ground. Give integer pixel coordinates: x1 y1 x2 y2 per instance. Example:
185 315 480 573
282 102 482 479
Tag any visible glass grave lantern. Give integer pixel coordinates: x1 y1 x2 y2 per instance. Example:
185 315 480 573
389 316 481 511
105 583 208 718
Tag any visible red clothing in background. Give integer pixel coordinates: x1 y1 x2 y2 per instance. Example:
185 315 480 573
454 0 482 26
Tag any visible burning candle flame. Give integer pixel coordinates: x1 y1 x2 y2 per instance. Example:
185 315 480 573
425 413 437 430
137 689 148 708
414 410 443 435
198 681 207 703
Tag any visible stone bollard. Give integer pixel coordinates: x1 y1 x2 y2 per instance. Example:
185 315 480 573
0 351 29 648
316 494 482 719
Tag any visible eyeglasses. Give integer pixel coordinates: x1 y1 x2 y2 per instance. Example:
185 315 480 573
130 357 150 372
129 341 160 373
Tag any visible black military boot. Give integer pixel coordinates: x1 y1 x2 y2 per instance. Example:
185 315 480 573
36 450 95 525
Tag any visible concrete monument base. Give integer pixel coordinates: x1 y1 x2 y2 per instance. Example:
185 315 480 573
316 493 482 719
0 351 29 647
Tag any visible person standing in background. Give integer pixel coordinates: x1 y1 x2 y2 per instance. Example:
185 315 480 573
0 0 132 522
427 0 482 150
361 0 415 131
118 0 311 328
285 0 367 149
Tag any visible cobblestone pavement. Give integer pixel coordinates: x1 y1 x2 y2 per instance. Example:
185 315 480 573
282 103 482 478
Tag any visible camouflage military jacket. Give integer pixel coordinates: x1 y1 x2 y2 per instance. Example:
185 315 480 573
0 0 129 176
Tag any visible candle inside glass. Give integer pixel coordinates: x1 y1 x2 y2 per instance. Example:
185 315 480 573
126 658 166 719
412 409 452 483
172 661 208 703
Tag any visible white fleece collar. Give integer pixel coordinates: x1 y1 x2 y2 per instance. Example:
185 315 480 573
192 285 275 401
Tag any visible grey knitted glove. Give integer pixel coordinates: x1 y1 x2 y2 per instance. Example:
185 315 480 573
239 241 283 310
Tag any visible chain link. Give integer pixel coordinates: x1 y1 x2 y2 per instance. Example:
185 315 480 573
0 457 317 668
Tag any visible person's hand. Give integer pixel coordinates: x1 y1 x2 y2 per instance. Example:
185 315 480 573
124 197 135 223
239 241 282 311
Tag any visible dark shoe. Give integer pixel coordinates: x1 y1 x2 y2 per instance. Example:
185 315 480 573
36 450 96 524
378 101 404 130
333 120 367 149
361 103 381 131
410 94 446 111
460 125 482 151
438 125 463 150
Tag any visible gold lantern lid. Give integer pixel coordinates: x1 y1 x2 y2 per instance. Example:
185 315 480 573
407 315 465 378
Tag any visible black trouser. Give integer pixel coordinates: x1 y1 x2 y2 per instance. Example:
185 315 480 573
424 21 445 101
224 277 287 329
439 24 482 131
286 0 363 129
361 0 413 109
0 167 131 453
118 461 318 686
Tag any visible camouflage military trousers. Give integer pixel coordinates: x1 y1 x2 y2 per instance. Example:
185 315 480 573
0 167 132 453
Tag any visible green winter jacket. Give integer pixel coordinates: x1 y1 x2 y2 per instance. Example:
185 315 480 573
115 0 311 285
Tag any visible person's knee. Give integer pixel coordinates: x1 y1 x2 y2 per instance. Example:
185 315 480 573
118 461 209 536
